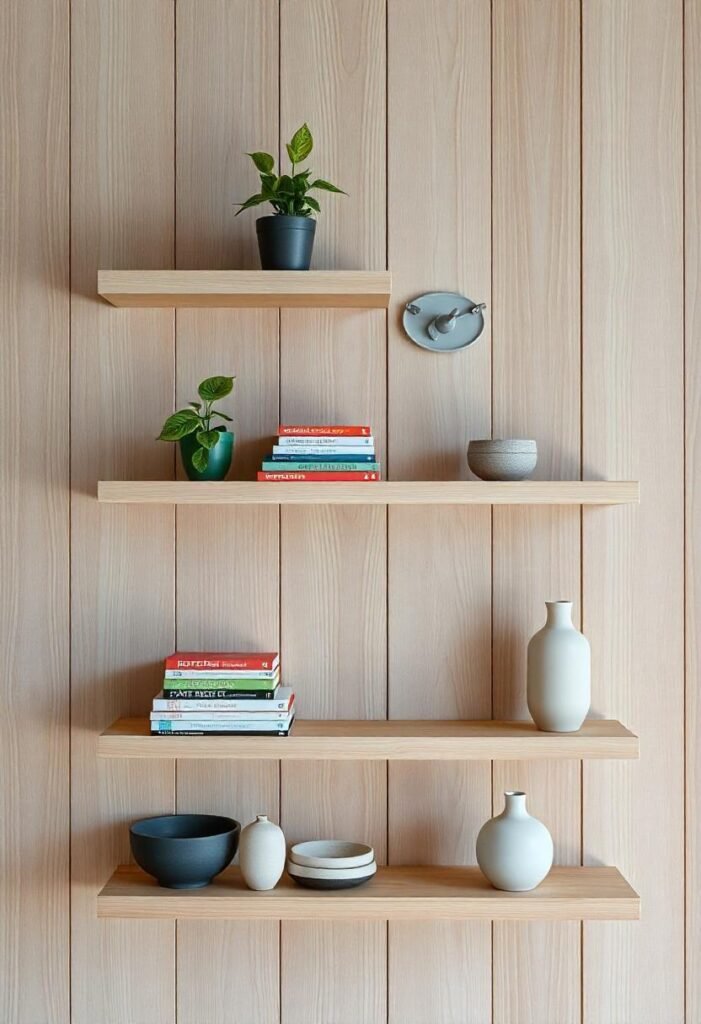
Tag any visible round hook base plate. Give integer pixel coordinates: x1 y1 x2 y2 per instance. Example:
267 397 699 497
403 291 485 353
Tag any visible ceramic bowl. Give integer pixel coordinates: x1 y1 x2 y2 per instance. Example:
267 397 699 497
130 814 240 889
288 840 375 870
467 439 538 481
286 858 377 890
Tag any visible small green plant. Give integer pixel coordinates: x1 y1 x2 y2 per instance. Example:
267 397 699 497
157 375 235 473
235 123 346 217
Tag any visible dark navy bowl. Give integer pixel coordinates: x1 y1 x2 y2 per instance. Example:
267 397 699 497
130 814 240 889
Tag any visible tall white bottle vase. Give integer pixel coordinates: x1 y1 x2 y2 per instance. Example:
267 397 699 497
476 791 554 892
239 815 286 891
527 600 591 732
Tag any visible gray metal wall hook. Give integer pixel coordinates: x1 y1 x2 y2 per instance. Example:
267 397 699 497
403 292 487 353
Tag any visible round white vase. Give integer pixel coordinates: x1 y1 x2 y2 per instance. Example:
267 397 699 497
476 791 553 892
527 600 591 732
239 815 286 891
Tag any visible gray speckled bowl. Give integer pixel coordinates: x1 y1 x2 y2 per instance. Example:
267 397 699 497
467 439 538 481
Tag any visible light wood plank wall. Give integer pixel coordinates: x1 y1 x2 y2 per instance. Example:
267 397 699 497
0 0 694 1022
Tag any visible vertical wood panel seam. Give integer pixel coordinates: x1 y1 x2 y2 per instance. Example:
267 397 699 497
489 3 495 1021
682 0 687 1019
68 0 73 1018
579 2 585 1021
277 6 282 1021
173 5 179 1022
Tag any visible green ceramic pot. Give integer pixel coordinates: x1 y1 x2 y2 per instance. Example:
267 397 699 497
179 427 234 481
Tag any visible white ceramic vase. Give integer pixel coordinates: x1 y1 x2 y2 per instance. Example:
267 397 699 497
527 600 591 732
239 815 286 891
476 791 553 892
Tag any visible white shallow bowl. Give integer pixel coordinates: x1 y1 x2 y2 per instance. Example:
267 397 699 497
288 840 375 869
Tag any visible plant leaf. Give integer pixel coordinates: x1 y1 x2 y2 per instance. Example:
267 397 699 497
310 178 347 194
305 195 320 213
196 429 221 450
235 193 269 215
191 447 209 472
288 123 313 163
248 151 275 174
211 409 233 421
157 409 201 442
198 375 235 401
188 401 202 411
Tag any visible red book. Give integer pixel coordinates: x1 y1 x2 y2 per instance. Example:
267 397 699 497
164 651 279 671
277 425 371 437
258 471 380 482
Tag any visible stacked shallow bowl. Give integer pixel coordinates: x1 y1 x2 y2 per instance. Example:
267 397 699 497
286 840 376 890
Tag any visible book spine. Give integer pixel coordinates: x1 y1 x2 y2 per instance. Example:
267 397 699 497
165 678 277 691
151 710 292 721
277 436 373 447
153 696 294 712
258 471 380 482
152 728 293 736
165 669 280 681
164 654 278 670
272 447 374 457
162 688 277 700
270 452 375 463
152 720 293 734
278 425 371 437
262 460 380 473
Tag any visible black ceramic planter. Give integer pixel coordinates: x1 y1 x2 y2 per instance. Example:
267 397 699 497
130 814 241 889
256 214 316 270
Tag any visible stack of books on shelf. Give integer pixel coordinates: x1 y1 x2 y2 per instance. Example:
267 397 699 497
258 425 380 482
150 651 295 736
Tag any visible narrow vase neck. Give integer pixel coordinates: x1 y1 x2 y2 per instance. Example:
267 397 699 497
503 792 529 818
545 601 574 628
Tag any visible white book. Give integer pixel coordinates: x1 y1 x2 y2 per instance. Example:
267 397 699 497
152 715 294 734
165 668 280 680
152 687 294 712
277 435 374 447
151 708 292 721
272 444 374 456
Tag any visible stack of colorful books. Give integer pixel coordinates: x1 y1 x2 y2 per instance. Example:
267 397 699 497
258 425 380 482
150 651 295 736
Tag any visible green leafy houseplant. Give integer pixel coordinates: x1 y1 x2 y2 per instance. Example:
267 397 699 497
158 375 235 479
235 123 346 218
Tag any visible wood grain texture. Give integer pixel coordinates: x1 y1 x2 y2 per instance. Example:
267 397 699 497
687 2 701 1017
98 865 640 922
98 479 640 504
98 717 639 760
174 4 280 1021
278 2 388 1021
98 269 392 307
386 1 492 1020
582 2 685 1022
0 2 69 1021
492 1 582 1020
70 2 176 1021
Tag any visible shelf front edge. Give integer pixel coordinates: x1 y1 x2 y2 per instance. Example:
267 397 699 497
97 480 641 506
97 718 639 760
97 865 640 922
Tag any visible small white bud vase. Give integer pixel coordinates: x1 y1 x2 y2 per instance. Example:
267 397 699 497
239 815 286 891
476 791 554 892
527 600 591 732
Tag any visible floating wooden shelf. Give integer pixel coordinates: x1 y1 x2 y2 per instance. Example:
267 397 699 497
98 718 639 760
97 480 640 506
97 270 392 308
97 865 640 922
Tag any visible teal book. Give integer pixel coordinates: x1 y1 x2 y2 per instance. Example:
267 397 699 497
261 460 380 472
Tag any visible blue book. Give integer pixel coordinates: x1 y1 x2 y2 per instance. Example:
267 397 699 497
269 452 376 464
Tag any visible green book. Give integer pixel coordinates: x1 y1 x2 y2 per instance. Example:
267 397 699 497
162 676 278 691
